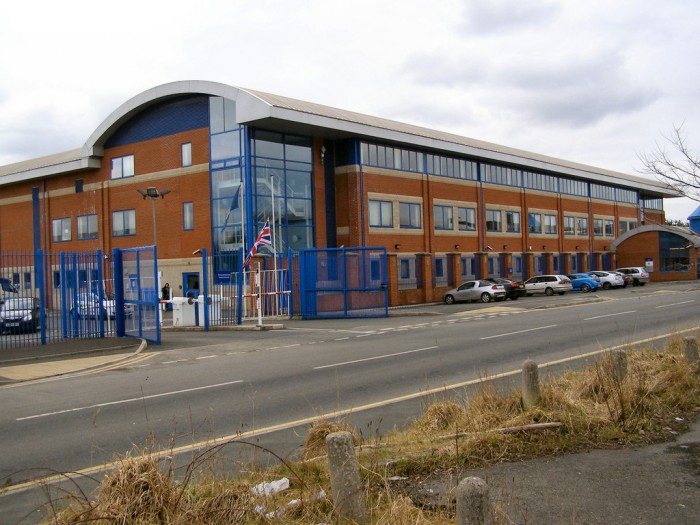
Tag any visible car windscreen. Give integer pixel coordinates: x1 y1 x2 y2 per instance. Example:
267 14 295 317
3 298 33 310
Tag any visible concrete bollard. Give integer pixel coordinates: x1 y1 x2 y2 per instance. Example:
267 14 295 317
522 359 541 409
610 349 628 382
682 337 699 365
455 476 491 525
326 431 366 523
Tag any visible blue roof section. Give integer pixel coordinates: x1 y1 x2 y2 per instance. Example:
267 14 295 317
688 205 700 220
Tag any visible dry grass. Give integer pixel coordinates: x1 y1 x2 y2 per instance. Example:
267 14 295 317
45 335 700 524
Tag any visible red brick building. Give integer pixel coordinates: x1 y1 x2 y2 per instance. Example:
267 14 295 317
0 81 683 304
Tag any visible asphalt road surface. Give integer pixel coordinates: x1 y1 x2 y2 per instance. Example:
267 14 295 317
1 282 698 523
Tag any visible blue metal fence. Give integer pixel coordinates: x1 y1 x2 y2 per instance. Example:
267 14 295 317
115 246 160 344
297 247 388 319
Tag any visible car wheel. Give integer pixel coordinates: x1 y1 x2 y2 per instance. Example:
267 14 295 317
545 287 554 296
581 284 591 292
602 282 612 290
495 297 504 302
510 295 519 301
639 282 646 286
558 292 566 295
444 295 455 305
633 279 640 286
480 292 492 303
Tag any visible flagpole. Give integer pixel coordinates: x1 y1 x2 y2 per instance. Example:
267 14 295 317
271 176 280 315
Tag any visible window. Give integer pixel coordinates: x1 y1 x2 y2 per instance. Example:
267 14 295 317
23 272 31 289
505 211 520 233
77 214 98 240
486 210 501 232
112 210 136 236
528 213 542 234
182 143 192 167
560 178 588 197
482 164 522 187
593 219 604 236
604 219 614 237
369 200 393 227
111 154 135 179
51 218 71 242
399 202 421 229
544 214 557 234
576 217 588 235
398 256 417 289
434 205 453 230
435 256 447 286
564 216 575 235
590 183 615 201
457 207 476 230
183 202 194 230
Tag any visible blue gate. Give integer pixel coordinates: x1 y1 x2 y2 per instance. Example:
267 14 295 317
114 246 160 344
298 247 388 319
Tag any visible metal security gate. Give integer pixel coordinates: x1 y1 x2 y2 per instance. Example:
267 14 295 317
298 247 387 319
114 246 160 344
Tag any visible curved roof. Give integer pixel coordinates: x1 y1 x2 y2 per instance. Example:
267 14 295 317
0 80 681 198
611 224 700 250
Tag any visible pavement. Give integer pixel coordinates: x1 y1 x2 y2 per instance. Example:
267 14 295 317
1 287 699 524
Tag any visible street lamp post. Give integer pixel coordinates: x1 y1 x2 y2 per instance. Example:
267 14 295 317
137 187 171 246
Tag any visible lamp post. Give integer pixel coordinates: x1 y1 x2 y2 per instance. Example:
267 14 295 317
137 187 171 246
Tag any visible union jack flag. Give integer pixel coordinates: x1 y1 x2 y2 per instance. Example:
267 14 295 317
243 219 272 268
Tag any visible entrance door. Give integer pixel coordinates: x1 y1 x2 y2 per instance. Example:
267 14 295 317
183 272 200 299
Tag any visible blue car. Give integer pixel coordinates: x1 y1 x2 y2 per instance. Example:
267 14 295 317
567 273 600 293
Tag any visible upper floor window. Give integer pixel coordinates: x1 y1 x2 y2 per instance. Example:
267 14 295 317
111 154 135 179
505 211 520 233
369 200 393 228
182 143 192 167
577 217 588 236
458 207 477 231
604 219 615 237
486 209 502 232
399 202 421 229
544 214 558 234
590 183 615 201
563 216 575 235
593 218 604 236
112 209 136 237
528 213 542 234
434 205 453 230
77 214 98 240
51 218 71 242
183 202 194 230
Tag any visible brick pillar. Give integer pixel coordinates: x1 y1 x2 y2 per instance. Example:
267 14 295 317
476 253 489 279
501 253 513 278
524 252 534 279
450 252 462 286
386 253 399 307
419 253 435 302
545 253 554 274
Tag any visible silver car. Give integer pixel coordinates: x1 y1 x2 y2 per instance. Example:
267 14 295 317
523 275 573 296
615 267 650 286
444 280 507 304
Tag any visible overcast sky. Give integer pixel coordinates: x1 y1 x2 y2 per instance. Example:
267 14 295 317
1 0 698 221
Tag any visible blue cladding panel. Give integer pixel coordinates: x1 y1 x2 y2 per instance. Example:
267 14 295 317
106 95 209 147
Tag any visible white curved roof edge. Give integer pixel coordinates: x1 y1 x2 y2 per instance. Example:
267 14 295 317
0 80 681 198
611 224 700 250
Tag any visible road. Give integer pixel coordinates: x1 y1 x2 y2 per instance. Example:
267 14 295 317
1 283 699 522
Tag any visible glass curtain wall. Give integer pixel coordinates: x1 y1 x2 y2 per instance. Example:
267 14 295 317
250 130 313 253
209 97 244 268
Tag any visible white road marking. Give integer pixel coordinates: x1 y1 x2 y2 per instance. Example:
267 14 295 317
16 380 244 421
480 325 557 340
656 300 695 309
196 355 218 360
313 346 439 370
583 310 636 321
162 359 188 364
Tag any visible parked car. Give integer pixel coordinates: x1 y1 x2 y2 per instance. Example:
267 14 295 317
588 271 625 290
615 267 650 286
0 297 39 333
567 273 600 293
611 271 633 287
523 275 573 296
71 292 134 319
444 280 507 304
484 277 526 300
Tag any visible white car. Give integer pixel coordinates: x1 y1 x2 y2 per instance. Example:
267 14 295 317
523 275 573 296
444 280 507 304
71 292 134 319
588 271 625 290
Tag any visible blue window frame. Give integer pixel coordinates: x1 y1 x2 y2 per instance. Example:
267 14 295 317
112 210 136 237
486 210 501 232
506 211 520 233
458 207 476 230
77 214 98 240
528 213 542 234
51 218 71 242
111 154 134 179
183 202 194 230
399 202 421 229
434 205 453 230
369 200 393 227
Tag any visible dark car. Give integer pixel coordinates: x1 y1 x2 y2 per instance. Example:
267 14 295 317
485 277 526 300
0 297 39 333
